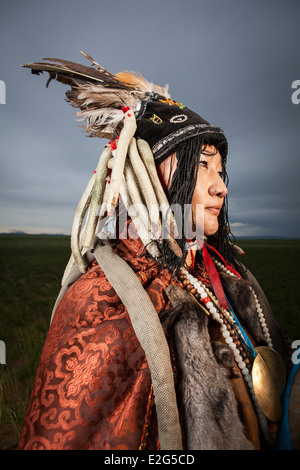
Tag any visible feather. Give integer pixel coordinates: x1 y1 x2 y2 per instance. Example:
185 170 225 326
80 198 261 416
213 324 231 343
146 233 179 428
22 51 138 96
116 71 170 97
80 50 105 71
76 108 124 137
22 51 170 139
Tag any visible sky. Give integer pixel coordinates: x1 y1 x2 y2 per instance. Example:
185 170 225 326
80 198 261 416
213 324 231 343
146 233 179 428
0 0 300 238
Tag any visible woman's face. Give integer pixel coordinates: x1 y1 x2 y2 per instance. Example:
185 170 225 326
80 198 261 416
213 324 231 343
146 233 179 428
192 145 228 236
158 145 228 237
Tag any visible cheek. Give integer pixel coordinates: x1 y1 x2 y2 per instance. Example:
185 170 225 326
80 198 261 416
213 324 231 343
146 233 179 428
191 178 206 227
192 185 205 207
192 169 209 205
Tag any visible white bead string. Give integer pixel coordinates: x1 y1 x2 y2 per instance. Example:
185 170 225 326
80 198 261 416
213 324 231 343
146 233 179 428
212 257 273 348
181 267 270 439
182 268 252 378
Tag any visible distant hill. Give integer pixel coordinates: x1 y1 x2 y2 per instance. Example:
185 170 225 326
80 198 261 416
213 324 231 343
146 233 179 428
1 231 299 240
0 230 70 236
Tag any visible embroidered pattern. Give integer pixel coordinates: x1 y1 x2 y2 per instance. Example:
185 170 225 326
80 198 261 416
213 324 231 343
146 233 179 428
159 97 185 109
18 231 175 451
150 114 163 124
152 124 222 159
170 114 188 124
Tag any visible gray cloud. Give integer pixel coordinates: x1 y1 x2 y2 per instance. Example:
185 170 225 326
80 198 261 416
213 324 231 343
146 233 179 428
0 0 299 237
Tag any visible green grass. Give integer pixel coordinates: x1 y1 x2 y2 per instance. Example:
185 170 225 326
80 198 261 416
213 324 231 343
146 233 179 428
0 235 299 449
235 239 300 341
0 235 70 449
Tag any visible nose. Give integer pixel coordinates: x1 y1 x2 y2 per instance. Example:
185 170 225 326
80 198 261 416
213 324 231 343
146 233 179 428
208 174 228 198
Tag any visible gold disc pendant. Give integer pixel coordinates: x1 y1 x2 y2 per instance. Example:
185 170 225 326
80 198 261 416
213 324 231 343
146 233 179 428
251 346 286 422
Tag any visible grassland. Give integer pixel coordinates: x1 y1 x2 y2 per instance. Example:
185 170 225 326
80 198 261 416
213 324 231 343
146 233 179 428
235 238 300 341
0 235 299 449
0 235 70 449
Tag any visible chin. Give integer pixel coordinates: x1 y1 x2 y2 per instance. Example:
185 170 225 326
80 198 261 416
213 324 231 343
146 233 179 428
204 222 219 237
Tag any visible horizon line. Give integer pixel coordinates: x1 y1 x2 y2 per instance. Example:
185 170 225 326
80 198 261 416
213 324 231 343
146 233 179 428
1 230 299 240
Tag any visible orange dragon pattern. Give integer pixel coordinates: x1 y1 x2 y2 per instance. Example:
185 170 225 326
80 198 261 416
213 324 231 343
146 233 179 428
18 234 176 450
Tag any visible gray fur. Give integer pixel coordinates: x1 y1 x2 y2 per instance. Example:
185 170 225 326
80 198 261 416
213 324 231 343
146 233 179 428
220 270 290 366
161 285 253 450
212 341 240 378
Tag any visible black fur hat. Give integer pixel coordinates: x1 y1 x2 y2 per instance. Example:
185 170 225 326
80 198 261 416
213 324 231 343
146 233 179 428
135 94 228 164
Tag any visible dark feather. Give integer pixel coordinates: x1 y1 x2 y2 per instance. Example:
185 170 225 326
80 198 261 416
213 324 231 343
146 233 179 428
23 61 125 89
21 52 169 139
22 52 140 90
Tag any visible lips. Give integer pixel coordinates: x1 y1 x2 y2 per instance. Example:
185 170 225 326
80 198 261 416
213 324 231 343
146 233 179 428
205 205 222 215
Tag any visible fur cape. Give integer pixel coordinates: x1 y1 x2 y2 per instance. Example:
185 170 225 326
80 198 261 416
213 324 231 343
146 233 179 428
160 267 290 450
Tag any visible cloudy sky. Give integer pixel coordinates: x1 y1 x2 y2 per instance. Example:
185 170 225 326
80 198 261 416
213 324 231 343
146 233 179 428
0 0 299 238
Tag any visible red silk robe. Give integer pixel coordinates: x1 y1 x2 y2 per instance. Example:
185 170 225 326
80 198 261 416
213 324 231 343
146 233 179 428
18 233 261 450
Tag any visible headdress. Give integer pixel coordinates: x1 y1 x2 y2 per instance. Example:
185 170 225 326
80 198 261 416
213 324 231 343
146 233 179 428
22 52 230 274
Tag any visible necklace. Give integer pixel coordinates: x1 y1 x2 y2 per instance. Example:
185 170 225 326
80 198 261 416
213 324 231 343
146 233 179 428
211 258 286 425
212 256 273 348
178 263 274 437
179 246 287 429
179 267 255 376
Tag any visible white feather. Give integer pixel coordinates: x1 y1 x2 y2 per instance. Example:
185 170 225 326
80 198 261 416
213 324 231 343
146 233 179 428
75 108 123 132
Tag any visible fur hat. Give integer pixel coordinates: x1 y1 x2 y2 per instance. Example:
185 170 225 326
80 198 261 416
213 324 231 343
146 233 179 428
135 94 227 164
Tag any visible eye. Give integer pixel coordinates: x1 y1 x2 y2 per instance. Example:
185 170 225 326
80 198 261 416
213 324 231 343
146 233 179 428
199 160 208 168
